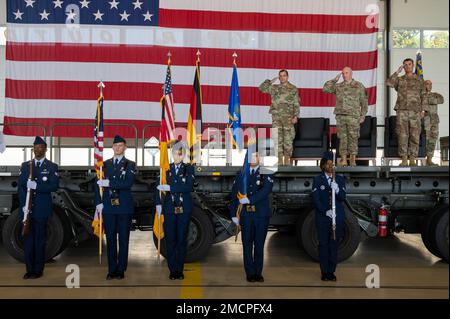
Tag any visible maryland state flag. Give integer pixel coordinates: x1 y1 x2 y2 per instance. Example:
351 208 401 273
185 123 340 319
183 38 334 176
92 91 104 238
415 51 423 79
187 54 203 164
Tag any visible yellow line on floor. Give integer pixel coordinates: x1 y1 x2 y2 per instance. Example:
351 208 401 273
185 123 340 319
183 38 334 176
180 263 203 299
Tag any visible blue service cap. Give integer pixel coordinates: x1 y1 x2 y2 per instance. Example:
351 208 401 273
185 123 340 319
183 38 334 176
113 135 126 144
33 136 47 146
322 151 334 162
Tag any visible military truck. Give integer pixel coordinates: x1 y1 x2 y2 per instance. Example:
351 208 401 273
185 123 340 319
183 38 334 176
1 160 448 264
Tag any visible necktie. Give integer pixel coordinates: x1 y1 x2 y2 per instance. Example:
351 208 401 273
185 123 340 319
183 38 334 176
36 161 41 168
251 169 255 175
328 176 332 186
176 165 180 175
115 158 119 167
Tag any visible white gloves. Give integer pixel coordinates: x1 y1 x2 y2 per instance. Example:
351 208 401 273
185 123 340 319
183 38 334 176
97 179 110 187
156 205 162 217
326 209 336 219
232 217 239 225
27 181 37 190
22 206 30 215
239 197 250 205
330 181 339 194
96 203 104 213
157 184 171 192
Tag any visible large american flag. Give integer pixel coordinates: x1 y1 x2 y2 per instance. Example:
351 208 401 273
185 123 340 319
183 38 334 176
3 0 379 138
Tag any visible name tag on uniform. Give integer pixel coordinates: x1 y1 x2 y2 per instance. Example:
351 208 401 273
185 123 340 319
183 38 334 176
111 198 120 206
174 207 184 214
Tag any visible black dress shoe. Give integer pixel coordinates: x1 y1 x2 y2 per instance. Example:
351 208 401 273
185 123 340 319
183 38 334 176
327 273 337 281
255 275 264 282
177 272 184 280
246 275 256 283
106 273 115 280
23 272 34 280
169 272 177 280
321 272 329 281
116 272 125 280
33 272 43 279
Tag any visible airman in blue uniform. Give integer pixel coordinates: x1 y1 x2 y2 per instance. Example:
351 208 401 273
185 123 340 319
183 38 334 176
230 152 274 283
95 135 136 280
311 151 346 281
18 136 59 279
155 143 195 280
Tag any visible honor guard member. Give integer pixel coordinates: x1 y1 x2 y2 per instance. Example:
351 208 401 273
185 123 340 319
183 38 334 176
323 67 368 166
422 80 444 166
155 143 195 280
259 70 300 166
230 152 274 283
311 151 346 281
387 58 426 166
18 136 59 279
95 135 136 280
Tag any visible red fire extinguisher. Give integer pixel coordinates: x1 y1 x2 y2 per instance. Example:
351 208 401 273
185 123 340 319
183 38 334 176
378 205 388 237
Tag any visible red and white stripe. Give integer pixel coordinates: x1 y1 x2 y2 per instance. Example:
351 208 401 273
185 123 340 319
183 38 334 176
164 90 176 142
3 0 380 137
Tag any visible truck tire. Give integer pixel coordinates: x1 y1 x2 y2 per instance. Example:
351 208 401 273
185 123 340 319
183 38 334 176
297 209 361 262
421 205 447 259
152 207 214 262
2 209 65 263
53 209 74 257
434 210 448 262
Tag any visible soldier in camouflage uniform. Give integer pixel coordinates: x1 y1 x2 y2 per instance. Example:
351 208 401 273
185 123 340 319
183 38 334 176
323 67 368 167
422 80 444 166
259 70 300 166
387 58 426 166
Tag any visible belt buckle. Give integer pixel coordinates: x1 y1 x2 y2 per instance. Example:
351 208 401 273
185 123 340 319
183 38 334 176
174 207 184 214
111 198 120 206
247 205 256 213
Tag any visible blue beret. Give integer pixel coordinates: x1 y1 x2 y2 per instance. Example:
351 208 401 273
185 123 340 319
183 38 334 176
33 136 47 146
113 135 126 144
322 151 334 162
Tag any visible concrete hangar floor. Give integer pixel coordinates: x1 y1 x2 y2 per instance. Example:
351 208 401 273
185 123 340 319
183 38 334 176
0 231 447 299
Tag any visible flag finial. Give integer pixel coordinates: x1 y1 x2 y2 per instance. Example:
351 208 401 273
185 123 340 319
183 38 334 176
167 51 172 64
232 52 238 65
97 81 105 96
196 49 201 61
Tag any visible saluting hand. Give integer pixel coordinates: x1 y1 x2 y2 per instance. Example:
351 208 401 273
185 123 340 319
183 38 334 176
271 76 279 84
397 65 404 74
335 73 342 81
